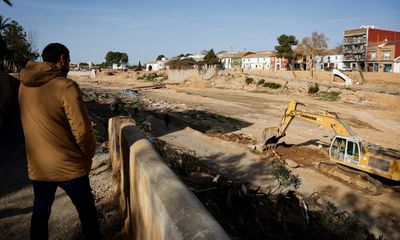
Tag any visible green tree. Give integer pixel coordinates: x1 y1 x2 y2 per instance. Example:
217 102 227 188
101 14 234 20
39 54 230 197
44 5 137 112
203 49 219 66
0 35 6 71
296 32 328 78
105 51 129 65
0 16 11 71
105 51 114 65
167 58 198 69
120 53 128 64
0 16 11 32
134 61 142 71
156 54 166 61
274 34 298 75
3 20 39 72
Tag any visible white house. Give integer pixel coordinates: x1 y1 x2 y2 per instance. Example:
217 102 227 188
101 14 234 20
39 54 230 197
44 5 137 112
394 56 400 73
146 58 168 71
218 52 235 69
241 52 273 70
314 54 345 71
112 63 128 70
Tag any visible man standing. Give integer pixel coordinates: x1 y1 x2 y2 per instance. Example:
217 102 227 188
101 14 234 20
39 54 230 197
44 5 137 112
19 43 101 239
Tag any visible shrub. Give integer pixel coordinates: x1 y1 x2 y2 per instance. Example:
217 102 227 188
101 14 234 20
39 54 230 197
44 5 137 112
324 91 341 101
319 202 368 240
257 79 265 85
145 73 158 81
245 77 254 85
308 83 319 94
263 82 281 89
270 161 301 193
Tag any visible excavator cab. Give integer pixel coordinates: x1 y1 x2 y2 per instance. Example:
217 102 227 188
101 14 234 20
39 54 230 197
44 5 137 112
329 136 362 166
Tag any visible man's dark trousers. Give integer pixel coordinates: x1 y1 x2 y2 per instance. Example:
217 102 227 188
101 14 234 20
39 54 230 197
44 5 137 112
30 174 101 240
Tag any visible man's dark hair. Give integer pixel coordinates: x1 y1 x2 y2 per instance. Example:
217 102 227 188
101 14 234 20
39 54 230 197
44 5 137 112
42 43 69 63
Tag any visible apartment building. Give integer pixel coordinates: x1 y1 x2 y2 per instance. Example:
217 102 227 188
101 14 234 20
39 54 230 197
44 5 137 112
343 25 400 71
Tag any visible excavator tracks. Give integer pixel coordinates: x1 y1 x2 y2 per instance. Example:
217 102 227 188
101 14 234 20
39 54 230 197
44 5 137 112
317 161 383 196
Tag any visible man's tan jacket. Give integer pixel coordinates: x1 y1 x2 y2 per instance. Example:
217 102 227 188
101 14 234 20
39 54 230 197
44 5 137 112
19 62 95 181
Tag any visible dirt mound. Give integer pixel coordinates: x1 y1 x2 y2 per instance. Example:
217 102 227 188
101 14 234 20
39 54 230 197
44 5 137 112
274 145 329 167
210 73 245 89
180 77 208 88
207 132 257 145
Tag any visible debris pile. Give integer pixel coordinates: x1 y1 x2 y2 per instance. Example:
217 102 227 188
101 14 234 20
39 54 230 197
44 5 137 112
207 132 257 145
141 98 188 112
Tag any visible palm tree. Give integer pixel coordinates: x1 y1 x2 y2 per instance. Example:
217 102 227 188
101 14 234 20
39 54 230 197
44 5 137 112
3 0 12 6
0 16 11 34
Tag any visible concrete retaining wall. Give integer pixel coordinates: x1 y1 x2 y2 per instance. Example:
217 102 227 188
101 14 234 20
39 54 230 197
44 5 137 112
166 67 217 83
167 68 398 86
108 117 230 240
68 70 96 78
242 70 399 84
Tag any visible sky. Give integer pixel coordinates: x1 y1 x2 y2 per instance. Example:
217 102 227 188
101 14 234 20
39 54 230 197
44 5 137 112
1 0 400 64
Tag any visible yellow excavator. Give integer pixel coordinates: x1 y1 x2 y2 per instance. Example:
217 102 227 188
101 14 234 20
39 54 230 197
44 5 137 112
262 100 400 195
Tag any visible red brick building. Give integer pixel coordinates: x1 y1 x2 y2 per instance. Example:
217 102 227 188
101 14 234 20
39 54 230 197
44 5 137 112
343 26 400 71
367 40 400 72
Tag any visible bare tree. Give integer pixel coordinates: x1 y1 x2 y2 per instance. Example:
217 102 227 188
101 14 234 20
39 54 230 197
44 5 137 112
296 32 328 78
334 44 343 54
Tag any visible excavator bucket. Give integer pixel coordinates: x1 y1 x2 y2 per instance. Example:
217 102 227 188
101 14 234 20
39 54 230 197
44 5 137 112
262 127 282 149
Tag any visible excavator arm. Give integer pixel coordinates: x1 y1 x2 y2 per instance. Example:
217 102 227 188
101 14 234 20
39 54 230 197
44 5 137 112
263 100 356 147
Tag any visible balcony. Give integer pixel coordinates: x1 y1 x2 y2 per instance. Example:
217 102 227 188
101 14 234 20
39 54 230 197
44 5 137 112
343 54 365 62
343 46 366 54
343 38 367 45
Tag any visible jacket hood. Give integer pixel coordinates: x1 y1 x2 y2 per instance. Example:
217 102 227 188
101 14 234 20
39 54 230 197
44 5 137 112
20 61 64 87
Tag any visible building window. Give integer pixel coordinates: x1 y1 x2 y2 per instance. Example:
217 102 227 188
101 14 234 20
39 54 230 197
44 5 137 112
383 64 392 72
373 63 378 72
370 52 376 60
383 52 390 60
